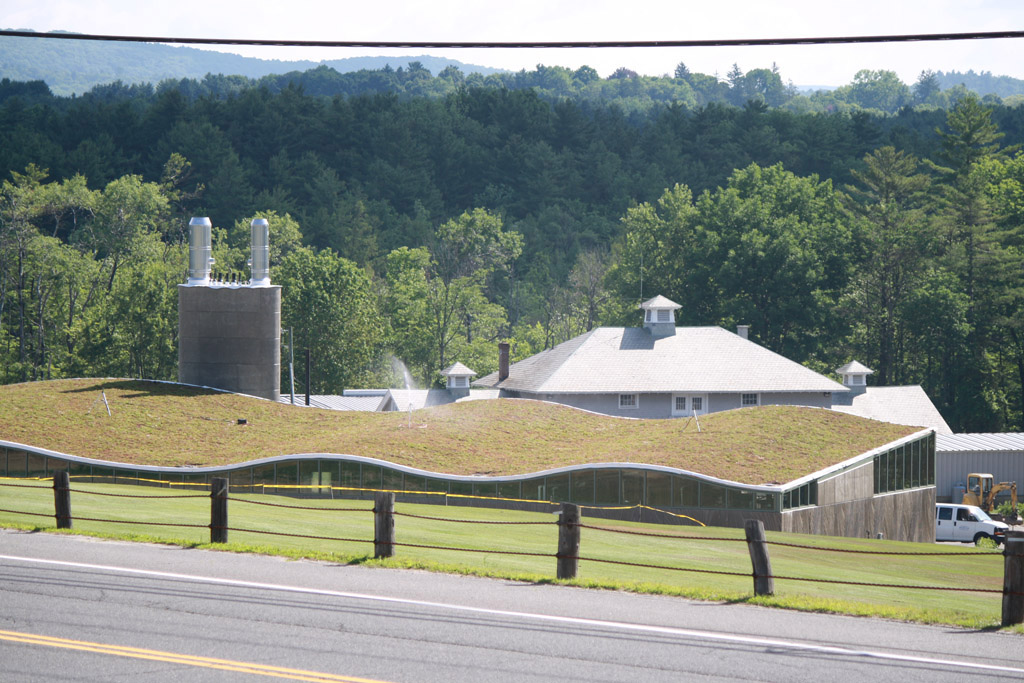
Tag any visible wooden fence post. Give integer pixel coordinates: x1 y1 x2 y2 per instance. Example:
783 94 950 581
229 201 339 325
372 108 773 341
744 519 774 596
374 492 395 559
210 477 229 544
1002 536 1024 626
557 503 581 580
53 470 71 530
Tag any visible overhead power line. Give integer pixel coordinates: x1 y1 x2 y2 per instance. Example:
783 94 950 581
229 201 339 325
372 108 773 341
2 29 1024 49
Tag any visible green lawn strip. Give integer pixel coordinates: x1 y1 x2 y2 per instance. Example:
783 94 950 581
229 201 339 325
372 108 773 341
0 480 1008 629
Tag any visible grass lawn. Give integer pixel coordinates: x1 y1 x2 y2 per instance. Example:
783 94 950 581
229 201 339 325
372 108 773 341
1 479 1010 630
0 378 917 484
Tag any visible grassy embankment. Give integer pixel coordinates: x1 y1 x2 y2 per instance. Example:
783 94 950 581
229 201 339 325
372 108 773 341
0 481 1009 630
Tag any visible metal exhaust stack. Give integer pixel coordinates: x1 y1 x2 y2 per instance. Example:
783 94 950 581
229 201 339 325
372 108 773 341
187 217 214 285
250 218 270 286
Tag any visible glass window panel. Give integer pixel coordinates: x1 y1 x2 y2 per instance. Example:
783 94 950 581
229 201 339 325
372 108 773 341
299 460 319 486
26 453 46 477
68 462 91 478
799 484 808 507
646 472 672 507
253 463 275 486
92 466 114 483
520 477 545 501
925 438 935 485
728 488 754 510
874 453 881 494
910 443 920 488
621 469 644 505
594 470 620 505
546 474 570 502
498 482 521 499
362 466 382 490
339 462 361 488
276 463 298 486
230 467 253 487
473 482 498 498
691 397 703 411
404 474 426 492
450 481 473 496
702 482 726 508
884 448 892 491
754 492 776 511
424 478 449 493
810 482 817 505
675 396 686 411
382 468 404 491
572 471 595 504
894 446 904 491
8 450 26 476
673 476 699 507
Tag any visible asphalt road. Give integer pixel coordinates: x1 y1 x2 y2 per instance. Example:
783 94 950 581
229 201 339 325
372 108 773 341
1 529 1022 682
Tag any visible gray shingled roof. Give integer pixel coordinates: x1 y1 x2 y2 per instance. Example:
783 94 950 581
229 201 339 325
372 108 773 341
474 326 846 394
830 386 952 434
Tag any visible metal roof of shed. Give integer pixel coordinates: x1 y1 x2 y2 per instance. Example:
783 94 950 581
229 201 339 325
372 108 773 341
936 433 1024 452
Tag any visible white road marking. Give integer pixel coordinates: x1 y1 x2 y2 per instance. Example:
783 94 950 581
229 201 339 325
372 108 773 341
2 553 1021 676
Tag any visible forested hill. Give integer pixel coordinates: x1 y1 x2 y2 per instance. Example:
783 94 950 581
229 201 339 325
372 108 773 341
0 31 501 96
4 31 1024 111
1 75 1023 433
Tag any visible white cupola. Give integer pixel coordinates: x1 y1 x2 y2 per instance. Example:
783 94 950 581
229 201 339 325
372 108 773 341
835 361 873 393
440 362 476 397
639 295 681 338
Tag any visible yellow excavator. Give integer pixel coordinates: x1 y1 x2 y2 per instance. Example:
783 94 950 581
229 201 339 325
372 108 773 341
962 473 1021 524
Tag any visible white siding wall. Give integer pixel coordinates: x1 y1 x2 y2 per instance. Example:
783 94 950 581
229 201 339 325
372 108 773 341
936 450 1024 502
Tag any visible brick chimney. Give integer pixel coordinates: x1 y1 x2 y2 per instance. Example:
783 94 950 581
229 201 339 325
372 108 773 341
498 342 510 381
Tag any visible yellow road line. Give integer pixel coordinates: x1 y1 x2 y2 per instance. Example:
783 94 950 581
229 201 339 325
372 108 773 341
0 629 393 682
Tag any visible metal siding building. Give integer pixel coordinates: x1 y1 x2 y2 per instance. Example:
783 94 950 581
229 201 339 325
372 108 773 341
935 433 1024 502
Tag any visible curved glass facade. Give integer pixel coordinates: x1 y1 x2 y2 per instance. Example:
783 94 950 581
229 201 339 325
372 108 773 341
1 429 935 516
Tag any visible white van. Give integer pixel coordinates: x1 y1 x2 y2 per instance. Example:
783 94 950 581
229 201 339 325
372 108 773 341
935 503 1009 544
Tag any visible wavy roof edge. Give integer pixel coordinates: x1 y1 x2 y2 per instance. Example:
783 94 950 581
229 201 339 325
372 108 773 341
1 428 931 492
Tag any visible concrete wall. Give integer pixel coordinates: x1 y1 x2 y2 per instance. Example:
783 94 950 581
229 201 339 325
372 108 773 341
817 460 874 506
178 285 281 401
783 487 935 543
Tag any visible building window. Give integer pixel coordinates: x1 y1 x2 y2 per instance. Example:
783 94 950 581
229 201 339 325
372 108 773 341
619 394 638 409
675 396 686 412
742 393 759 406
657 309 670 322
691 396 703 412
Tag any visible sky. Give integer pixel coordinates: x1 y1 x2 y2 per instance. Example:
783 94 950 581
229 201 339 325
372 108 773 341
3 0 1024 87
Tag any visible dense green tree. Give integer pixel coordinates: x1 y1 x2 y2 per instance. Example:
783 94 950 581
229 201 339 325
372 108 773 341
276 246 384 393
842 147 934 384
